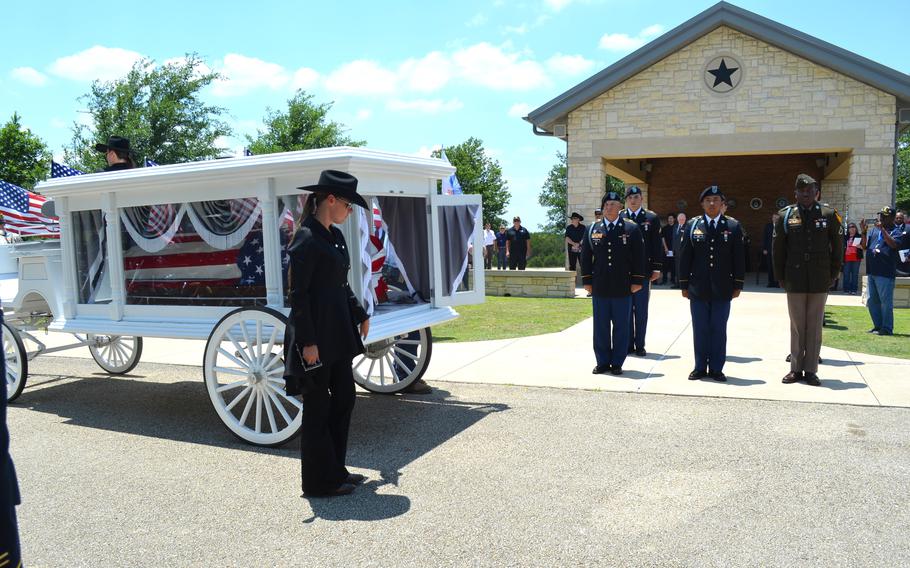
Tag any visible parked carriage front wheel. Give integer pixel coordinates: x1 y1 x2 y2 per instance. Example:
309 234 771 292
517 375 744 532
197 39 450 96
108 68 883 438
88 334 143 374
353 327 433 394
203 307 301 447
3 321 28 402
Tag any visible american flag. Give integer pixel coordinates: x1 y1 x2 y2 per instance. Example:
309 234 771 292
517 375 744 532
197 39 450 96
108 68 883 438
145 159 159 167
51 161 85 178
0 180 60 237
243 148 253 157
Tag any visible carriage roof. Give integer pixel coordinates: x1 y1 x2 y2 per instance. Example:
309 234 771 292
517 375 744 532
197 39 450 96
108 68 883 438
35 146 456 199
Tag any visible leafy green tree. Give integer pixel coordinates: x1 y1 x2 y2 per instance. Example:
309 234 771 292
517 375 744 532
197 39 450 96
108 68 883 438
607 175 625 194
65 54 231 172
246 91 364 154
433 137 510 226
0 113 50 189
897 130 909 211
537 151 567 233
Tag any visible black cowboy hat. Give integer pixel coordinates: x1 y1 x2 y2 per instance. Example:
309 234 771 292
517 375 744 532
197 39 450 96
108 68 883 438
296 169 368 209
94 135 132 154
570 211 584 221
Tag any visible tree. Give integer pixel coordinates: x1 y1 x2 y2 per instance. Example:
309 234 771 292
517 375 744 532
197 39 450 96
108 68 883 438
64 54 231 171
537 151 567 233
0 113 50 189
432 138 510 226
245 91 364 154
897 130 909 211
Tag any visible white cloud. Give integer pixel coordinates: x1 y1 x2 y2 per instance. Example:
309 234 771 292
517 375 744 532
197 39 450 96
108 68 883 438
467 13 487 27
49 45 144 81
508 103 532 118
212 53 289 97
544 0 572 11
356 109 372 120
291 67 319 91
452 43 549 91
387 98 464 114
398 52 452 93
50 117 67 129
162 56 213 80
545 54 595 76
11 67 48 87
599 24 665 52
324 60 397 95
414 144 442 158
504 23 528 35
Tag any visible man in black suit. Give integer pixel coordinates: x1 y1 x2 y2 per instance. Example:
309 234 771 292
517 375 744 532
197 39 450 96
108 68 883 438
678 186 745 382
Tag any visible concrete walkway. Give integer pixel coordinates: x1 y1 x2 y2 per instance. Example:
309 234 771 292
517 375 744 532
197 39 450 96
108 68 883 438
424 283 910 407
30 282 908 407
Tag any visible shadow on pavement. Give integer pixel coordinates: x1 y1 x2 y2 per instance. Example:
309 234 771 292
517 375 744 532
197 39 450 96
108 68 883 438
820 380 868 391
820 358 865 368
15 372 509 483
725 356 762 364
721 377 765 386
302 479 412 523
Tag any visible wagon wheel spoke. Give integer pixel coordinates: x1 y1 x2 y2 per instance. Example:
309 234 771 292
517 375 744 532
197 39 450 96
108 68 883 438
225 385 252 412
393 346 419 362
254 390 263 433
262 388 278 433
385 354 400 382
217 347 248 369
240 323 258 365
216 379 247 393
265 387 293 426
214 366 249 377
255 320 263 360
273 387 304 410
396 339 422 346
353 357 367 370
227 332 253 366
238 387 256 423
366 358 377 382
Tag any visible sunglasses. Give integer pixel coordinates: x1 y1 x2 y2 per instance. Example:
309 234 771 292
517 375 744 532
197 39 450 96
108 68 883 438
336 197 353 211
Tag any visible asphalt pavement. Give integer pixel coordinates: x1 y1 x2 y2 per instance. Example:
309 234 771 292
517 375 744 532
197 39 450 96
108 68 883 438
8 355 910 567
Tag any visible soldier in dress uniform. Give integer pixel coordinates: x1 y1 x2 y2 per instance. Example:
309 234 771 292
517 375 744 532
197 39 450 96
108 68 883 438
581 191 646 375
620 186 662 356
772 174 844 386
678 186 745 382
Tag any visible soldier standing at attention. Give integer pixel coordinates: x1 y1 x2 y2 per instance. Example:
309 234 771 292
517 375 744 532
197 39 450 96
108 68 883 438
581 191 646 376
773 174 843 386
677 186 745 382
621 186 662 356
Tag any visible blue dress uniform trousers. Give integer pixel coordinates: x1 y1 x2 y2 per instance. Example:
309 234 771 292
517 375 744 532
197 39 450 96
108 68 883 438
629 281 650 351
689 298 731 374
593 296 633 368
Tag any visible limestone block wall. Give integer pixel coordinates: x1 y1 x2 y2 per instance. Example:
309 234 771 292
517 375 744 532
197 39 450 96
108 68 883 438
484 269 577 298
894 278 910 309
847 153 895 221
567 25 897 217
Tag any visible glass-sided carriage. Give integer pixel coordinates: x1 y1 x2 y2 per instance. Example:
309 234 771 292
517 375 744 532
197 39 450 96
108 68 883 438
1 147 484 446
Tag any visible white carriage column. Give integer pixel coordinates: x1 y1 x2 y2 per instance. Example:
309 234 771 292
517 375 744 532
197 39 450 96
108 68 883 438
259 178 283 308
101 192 126 321
57 196 78 320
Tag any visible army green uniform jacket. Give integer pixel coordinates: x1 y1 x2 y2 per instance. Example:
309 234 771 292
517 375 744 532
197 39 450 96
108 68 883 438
772 202 844 294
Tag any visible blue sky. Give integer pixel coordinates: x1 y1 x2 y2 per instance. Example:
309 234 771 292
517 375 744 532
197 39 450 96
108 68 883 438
1 0 906 229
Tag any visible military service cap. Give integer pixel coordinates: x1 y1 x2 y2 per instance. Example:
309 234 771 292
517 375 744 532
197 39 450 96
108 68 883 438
601 191 623 205
795 174 817 189
699 185 725 202
625 186 643 197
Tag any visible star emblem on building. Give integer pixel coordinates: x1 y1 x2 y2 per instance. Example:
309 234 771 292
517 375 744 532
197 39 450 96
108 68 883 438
707 58 739 88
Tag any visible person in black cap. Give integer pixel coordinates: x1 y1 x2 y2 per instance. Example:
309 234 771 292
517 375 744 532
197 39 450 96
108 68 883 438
565 212 586 272
860 205 910 335
506 216 531 270
94 135 135 171
772 174 843 386
678 186 745 382
284 169 371 497
620 186 662 356
581 191 646 375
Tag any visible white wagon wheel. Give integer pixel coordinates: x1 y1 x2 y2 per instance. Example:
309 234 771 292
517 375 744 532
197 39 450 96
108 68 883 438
353 327 433 394
3 321 28 402
88 334 143 374
203 307 301 447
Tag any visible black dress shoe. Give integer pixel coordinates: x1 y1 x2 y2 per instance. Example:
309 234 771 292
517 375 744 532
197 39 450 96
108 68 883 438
610 366 623 375
303 483 356 498
592 365 610 375
688 370 706 380
782 371 802 384
803 372 821 386
635 348 647 357
785 354 791 362
709 371 727 382
346 473 367 485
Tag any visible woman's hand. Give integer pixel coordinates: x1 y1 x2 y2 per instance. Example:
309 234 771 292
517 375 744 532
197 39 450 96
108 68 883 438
302 344 319 365
359 318 370 340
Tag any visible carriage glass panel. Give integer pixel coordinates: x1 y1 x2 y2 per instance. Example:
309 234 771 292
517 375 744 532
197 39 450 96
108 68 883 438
118 196 266 306
72 209 111 304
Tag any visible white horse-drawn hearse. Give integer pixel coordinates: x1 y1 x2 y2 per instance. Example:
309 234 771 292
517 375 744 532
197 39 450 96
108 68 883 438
1 147 484 446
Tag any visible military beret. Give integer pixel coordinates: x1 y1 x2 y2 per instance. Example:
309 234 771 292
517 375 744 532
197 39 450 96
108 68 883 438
601 191 623 205
570 211 584 221
795 174 817 189
880 206 896 216
625 186 642 197
699 185 725 202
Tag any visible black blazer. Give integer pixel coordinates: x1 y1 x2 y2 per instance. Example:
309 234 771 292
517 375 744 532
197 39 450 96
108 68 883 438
621 208 663 273
581 219 646 298
678 215 745 301
283 216 368 383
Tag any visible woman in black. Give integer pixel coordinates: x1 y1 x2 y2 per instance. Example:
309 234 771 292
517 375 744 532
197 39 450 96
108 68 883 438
284 170 370 497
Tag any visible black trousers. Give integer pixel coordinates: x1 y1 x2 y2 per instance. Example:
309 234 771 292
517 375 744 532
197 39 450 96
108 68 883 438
484 245 493 269
568 250 581 272
661 254 676 284
300 359 356 495
509 253 527 270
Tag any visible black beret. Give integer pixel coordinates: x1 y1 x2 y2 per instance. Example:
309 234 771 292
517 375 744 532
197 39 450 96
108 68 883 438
699 185 725 202
625 186 642 197
601 191 623 205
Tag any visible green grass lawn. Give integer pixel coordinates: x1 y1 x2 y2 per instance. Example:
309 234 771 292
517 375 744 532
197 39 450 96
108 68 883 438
823 306 910 360
434 296 592 343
